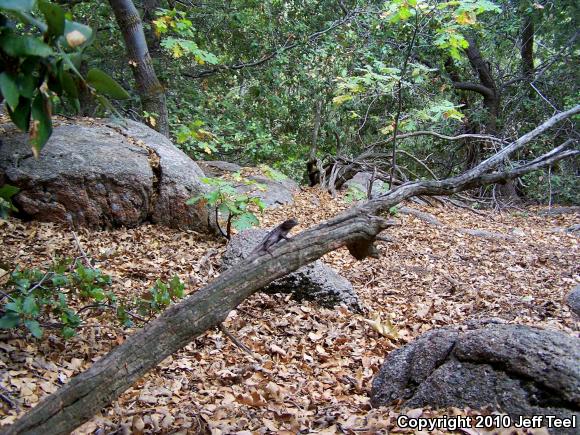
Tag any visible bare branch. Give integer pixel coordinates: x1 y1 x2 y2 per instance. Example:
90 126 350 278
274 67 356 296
365 130 507 153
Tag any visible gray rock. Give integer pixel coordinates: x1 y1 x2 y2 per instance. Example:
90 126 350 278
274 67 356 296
222 228 362 311
0 119 215 231
371 323 580 434
567 285 580 316
197 161 297 208
344 172 385 197
239 175 298 208
197 160 243 177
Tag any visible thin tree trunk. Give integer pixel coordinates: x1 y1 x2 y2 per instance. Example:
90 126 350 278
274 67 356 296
4 106 579 435
307 100 323 186
108 0 170 137
521 16 534 79
521 14 534 99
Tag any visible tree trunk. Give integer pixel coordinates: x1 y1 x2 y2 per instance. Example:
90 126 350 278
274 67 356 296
4 106 579 435
521 15 534 79
521 14 534 99
108 0 169 137
307 100 323 186
463 36 499 134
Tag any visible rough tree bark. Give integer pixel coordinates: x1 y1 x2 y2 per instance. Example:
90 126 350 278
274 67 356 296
520 13 535 100
3 106 579 435
451 36 522 201
452 36 499 135
108 0 170 137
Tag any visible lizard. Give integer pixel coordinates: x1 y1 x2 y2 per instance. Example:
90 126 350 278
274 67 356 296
251 218 299 254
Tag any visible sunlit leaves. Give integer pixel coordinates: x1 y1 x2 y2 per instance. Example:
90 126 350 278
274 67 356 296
414 100 465 122
160 37 218 64
154 8 218 64
332 94 353 106
434 28 470 60
175 120 219 156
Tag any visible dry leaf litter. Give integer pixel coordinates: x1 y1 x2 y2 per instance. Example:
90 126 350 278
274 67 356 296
0 188 578 434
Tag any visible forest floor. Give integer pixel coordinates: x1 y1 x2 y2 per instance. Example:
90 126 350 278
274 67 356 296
0 188 578 434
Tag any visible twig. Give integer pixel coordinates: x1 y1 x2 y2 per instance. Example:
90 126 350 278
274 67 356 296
77 303 147 323
66 215 92 267
26 271 53 294
0 385 19 411
217 323 258 359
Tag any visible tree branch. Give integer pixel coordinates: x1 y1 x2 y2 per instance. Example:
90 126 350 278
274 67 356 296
452 81 495 99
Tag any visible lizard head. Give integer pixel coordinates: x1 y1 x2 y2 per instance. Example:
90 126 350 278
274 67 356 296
280 218 299 230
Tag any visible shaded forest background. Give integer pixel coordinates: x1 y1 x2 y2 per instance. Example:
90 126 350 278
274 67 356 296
43 0 579 204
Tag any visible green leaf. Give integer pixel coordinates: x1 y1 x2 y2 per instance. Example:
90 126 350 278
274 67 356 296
87 68 130 100
185 195 202 205
60 70 78 100
0 34 53 57
398 6 412 20
0 184 20 200
7 96 31 131
39 0 65 38
90 288 105 301
0 0 35 13
232 212 259 231
18 74 36 99
0 72 19 109
30 93 53 155
22 295 39 315
0 312 20 329
5 301 22 313
24 319 43 338
169 275 184 299
62 326 75 339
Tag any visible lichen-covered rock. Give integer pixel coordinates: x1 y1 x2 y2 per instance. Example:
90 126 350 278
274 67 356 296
0 119 216 232
371 322 580 434
222 228 362 311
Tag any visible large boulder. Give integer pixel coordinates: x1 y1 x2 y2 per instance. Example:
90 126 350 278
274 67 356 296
0 119 216 231
567 285 580 316
371 322 580 433
222 228 362 311
197 161 298 208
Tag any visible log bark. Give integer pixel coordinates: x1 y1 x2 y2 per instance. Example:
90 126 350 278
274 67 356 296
108 0 169 137
3 106 579 435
